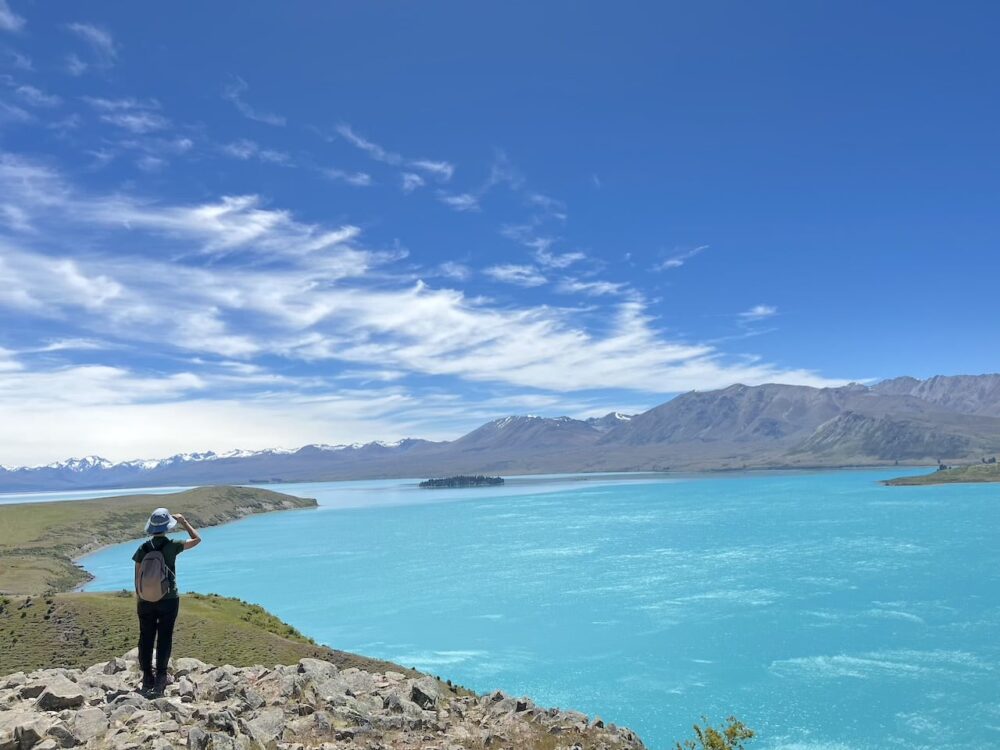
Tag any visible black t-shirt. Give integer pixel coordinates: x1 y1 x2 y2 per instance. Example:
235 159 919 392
133 536 185 599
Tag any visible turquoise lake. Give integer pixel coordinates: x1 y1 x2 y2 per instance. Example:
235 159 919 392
75 470 1000 749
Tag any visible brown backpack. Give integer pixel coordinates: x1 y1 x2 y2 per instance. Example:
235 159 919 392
136 540 173 602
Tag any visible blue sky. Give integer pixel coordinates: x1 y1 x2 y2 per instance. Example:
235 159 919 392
0 2 997 464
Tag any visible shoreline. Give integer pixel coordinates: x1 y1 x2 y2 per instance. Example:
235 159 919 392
0 485 317 596
0 462 936 499
72 499 317 592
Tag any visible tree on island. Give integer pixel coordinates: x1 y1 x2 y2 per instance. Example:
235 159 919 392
419 475 504 489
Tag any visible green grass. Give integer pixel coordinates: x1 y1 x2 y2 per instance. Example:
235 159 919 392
0 486 317 595
884 462 1000 485
0 591 422 676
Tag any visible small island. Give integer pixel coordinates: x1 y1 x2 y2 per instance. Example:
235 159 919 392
419 475 505 489
884 460 1000 486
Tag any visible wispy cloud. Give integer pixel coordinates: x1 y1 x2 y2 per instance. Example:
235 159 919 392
3 48 31 70
323 167 372 186
0 99 30 123
223 76 285 126
401 172 425 193
12 84 60 108
437 192 479 212
64 54 88 76
656 244 709 271
84 97 169 133
739 304 778 322
65 22 117 71
410 159 453 181
535 248 586 269
0 154 848 463
335 123 454 181
221 138 291 165
557 278 627 296
484 264 547 287
436 261 471 281
0 0 25 33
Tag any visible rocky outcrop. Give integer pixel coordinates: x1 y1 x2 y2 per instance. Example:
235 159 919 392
0 652 645 750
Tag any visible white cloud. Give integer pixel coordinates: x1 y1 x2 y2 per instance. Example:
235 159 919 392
14 84 60 107
64 54 88 76
0 154 849 458
65 22 117 69
436 261 471 281
0 0 25 32
222 139 291 165
438 192 479 212
336 123 454 180
135 154 165 172
401 172 425 192
739 304 778 321
557 278 626 296
656 244 709 271
484 264 547 287
410 159 453 181
535 248 586 269
84 97 169 133
223 76 285 126
103 110 169 133
323 167 372 186
4 48 31 69
0 99 30 123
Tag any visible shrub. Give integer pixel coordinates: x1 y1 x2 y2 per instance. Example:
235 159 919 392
675 716 755 750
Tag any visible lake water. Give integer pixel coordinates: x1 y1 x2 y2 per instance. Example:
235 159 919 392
76 470 1000 749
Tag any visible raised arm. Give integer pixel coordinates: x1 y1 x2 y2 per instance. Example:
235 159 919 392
173 513 202 550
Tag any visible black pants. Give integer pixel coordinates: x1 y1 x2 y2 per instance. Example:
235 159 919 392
137 596 180 675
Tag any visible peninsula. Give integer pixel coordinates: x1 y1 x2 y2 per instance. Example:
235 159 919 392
419 475 505 489
884 461 1000 486
0 485 317 595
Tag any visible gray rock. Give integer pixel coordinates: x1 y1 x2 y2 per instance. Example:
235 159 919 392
103 659 127 675
187 726 208 750
44 722 76 748
173 658 208 678
72 707 109 743
296 659 338 680
244 708 284 749
8 713 56 750
409 677 443 710
35 679 86 711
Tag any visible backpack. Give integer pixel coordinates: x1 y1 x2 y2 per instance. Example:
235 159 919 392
136 539 174 602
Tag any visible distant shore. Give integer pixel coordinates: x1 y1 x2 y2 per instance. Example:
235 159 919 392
883 463 1000 486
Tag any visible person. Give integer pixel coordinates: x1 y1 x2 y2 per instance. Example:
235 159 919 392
132 507 201 695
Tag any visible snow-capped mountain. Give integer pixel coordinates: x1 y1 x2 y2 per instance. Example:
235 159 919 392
2 374 999 493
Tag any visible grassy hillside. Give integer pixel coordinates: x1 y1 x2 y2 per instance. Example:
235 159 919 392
0 485 316 594
0 591 421 676
885 462 1000 485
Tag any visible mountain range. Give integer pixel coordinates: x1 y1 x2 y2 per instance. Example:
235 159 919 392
3 374 999 492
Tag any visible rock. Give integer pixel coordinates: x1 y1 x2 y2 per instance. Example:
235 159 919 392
35 679 86 711
173 658 208 678
103 659 127 675
44 722 76 748
0 659 647 750
10 713 56 750
244 708 284 749
187 726 208 750
296 658 338 680
409 677 443 710
72 707 109 743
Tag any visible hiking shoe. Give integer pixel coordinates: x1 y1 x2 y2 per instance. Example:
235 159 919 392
153 672 171 695
140 672 155 694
